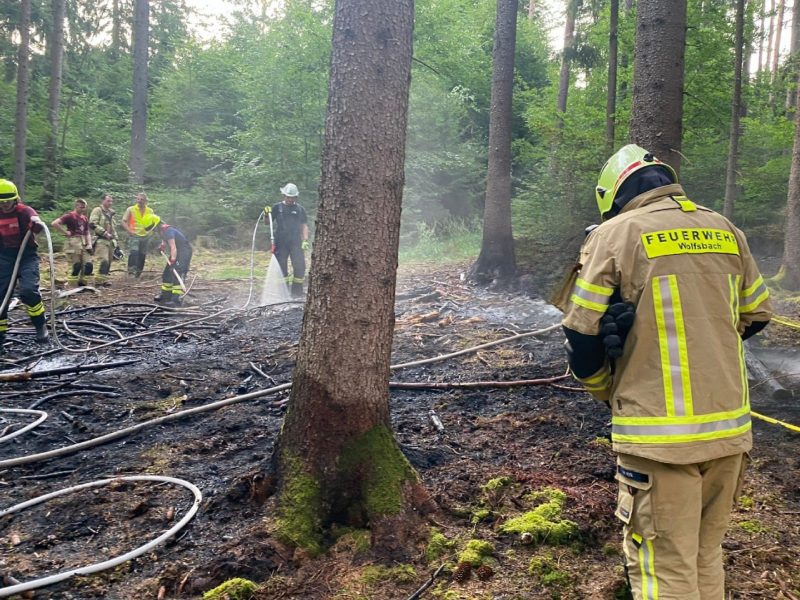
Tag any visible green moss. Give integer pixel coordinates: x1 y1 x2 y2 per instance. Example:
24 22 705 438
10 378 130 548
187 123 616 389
601 543 619 557
457 539 495 566
471 508 492 524
501 487 577 544
332 527 371 553
202 578 259 600
426 529 455 563
738 519 769 534
737 495 755 510
590 436 612 449
482 476 512 492
360 564 417 585
274 451 323 556
529 554 571 587
338 425 417 518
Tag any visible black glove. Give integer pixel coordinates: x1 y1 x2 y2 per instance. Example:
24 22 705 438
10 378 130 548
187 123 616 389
600 302 635 359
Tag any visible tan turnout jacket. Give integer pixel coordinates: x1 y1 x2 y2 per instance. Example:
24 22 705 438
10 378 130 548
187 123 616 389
562 184 772 464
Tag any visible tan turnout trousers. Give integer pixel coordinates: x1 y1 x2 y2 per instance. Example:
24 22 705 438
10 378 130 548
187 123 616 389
616 452 747 600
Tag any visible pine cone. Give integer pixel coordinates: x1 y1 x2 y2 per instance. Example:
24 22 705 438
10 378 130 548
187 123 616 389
453 562 472 583
476 564 494 581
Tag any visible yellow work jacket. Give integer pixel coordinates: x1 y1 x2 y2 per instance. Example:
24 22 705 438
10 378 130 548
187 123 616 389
562 184 773 464
125 204 156 237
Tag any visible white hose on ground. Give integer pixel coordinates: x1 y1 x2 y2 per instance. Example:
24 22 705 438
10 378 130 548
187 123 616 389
0 408 47 444
0 474 202 598
0 230 33 319
241 215 262 309
0 322 561 468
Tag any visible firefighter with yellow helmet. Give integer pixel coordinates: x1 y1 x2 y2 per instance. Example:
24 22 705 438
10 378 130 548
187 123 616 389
0 179 49 352
562 145 772 599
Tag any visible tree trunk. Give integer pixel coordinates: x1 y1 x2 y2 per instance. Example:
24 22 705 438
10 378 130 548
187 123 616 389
528 0 535 21
606 0 619 154
618 0 634 104
270 0 426 560
468 0 518 286
556 0 577 118
769 0 785 106
14 0 31 192
785 0 800 111
767 0 775 75
112 0 122 57
630 0 687 174
130 0 149 185
43 0 66 208
781 70 800 290
724 0 746 220
759 0 766 73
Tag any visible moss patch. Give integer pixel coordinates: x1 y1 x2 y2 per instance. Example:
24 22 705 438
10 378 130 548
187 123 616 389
426 528 456 563
202 577 259 600
471 507 492 524
360 564 417 585
338 424 417 518
528 553 572 587
737 519 770 534
274 451 323 556
457 539 494 566
499 487 577 544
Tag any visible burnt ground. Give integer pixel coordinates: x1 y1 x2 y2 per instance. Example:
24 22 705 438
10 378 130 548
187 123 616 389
1 257 799 600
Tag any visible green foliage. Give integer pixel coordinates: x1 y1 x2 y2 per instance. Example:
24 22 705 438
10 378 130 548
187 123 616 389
274 451 323 556
399 218 482 264
202 578 259 600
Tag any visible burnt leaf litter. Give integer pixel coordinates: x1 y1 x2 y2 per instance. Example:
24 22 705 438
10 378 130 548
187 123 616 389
0 263 798 599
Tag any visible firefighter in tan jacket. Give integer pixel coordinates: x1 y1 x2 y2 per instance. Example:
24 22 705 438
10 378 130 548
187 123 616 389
562 145 772 600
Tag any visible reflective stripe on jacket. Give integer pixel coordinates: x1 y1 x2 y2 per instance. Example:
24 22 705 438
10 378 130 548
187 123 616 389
562 184 773 464
126 205 156 237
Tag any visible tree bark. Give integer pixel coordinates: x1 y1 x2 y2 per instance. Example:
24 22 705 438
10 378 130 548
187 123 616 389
767 0 776 75
43 0 66 208
556 0 577 118
528 0 535 21
724 0 746 220
759 0 766 73
769 0 785 107
781 70 800 290
14 0 31 192
606 0 619 154
785 0 800 111
271 0 426 560
130 0 149 184
630 0 687 174
468 0 518 286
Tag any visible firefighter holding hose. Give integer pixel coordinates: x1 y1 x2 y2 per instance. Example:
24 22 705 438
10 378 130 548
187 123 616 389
263 183 310 299
0 179 49 351
561 145 772 599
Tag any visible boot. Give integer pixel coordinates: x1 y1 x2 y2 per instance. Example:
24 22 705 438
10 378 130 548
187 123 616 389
291 282 304 298
34 321 50 344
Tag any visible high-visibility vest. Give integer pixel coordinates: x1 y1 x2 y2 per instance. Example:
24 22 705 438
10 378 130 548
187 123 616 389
126 205 156 237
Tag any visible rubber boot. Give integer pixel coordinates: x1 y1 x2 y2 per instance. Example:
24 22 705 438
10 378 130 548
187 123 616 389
291 282 304 298
33 319 50 344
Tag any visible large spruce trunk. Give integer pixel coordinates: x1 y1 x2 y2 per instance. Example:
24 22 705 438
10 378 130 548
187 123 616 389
630 0 687 172
468 0 518 285
270 0 426 559
14 0 31 191
43 0 66 208
130 0 149 184
724 0 746 220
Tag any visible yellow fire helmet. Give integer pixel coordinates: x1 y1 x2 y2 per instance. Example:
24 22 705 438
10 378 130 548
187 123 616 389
0 179 20 202
595 144 677 219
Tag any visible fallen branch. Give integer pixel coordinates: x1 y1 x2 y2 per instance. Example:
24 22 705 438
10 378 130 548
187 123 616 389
28 389 119 410
389 374 570 390
0 359 140 383
405 564 446 600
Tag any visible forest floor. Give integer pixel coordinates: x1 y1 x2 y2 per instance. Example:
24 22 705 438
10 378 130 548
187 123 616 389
1 251 799 600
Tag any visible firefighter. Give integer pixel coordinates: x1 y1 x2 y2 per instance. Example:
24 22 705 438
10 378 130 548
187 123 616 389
0 179 49 351
263 183 310 298
51 198 93 287
149 217 192 306
121 192 157 277
561 145 772 599
89 193 119 286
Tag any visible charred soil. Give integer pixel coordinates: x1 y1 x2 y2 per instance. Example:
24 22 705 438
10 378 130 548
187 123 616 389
1 258 798 599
